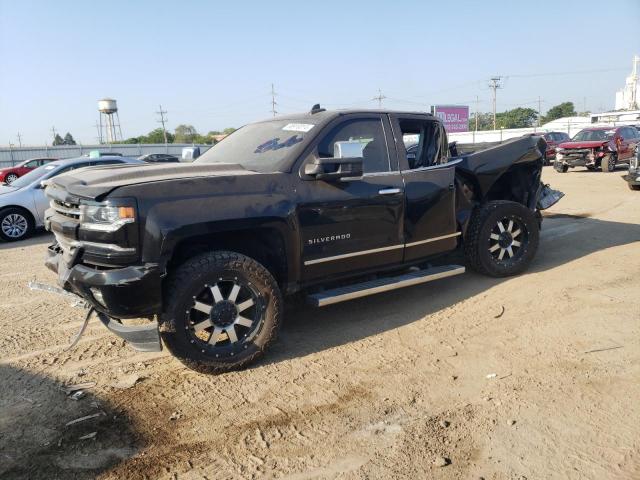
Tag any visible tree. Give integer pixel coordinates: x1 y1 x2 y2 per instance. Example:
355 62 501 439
53 133 65 146
222 127 236 135
468 112 494 131
541 102 576 124
174 124 199 143
63 132 76 145
495 107 538 129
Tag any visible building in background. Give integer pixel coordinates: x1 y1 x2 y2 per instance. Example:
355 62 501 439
615 55 639 111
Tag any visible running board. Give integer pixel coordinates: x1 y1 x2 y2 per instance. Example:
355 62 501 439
307 265 465 307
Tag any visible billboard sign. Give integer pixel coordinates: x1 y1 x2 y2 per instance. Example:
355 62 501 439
433 105 469 133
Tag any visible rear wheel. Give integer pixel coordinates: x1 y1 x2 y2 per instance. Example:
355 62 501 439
601 155 616 172
160 251 282 374
464 201 539 277
4 173 18 184
0 208 34 242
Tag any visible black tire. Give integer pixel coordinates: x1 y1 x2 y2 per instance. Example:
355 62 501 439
601 155 615 172
555 163 568 173
5 173 19 184
160 251 282 374
586 165 597 171
0 207 34 242
464 201 540 278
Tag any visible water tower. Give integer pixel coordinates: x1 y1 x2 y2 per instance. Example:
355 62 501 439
98 98 123 143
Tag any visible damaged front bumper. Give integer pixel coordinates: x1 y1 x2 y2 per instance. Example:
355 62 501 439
43 244 163 352
537 184 564 210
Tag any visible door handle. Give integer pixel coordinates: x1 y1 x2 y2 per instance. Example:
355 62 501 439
378 188 401 195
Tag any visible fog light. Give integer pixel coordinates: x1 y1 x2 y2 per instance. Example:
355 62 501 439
90 287 106 307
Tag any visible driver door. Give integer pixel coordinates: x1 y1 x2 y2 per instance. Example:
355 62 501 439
296 114 404 282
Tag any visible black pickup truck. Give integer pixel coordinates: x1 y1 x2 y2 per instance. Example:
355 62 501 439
42 107 563 373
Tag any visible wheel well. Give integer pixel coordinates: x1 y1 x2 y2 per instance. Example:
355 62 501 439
168 228 288 286
484 164 541 208
0 205 35 225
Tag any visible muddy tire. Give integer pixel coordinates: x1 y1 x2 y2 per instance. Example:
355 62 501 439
464 201 539 278
601 155 616 172
0 207 34 242
160 251 282 374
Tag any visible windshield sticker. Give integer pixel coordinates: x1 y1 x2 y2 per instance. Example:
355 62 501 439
254 135 303 154
282 123 315 133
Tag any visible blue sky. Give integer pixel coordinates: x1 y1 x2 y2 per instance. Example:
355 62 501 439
1 0 638 145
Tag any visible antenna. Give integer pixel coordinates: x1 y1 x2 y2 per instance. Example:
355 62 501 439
489 77 502 130
372 89 386 108
270 83 278 117
156 104 169 144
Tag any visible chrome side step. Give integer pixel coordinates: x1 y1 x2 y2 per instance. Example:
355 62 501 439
307 264 465 307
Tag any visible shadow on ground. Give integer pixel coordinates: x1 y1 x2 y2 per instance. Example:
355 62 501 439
0 230 52 250
0 365 140 479
260 214 640 368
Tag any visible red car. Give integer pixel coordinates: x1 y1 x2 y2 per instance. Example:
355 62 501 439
0 158 57 184
526 131 570 164
554 126 639 172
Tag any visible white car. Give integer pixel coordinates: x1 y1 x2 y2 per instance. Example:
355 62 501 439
0 156 143 241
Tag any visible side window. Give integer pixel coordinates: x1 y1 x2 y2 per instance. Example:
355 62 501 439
24 160 39 168
398 119 442 169
317 118 390 174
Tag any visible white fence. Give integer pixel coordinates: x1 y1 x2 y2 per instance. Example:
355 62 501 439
0 143 213 167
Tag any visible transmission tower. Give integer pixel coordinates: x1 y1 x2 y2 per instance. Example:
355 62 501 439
489 77 502 130
270 83 278 117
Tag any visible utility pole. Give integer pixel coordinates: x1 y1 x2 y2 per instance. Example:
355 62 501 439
156 105 168 144
270 83 278 117
16 132 22 148
51 126 58 146
475 95 479 132
372 89 386 108
489 77 502 130
537 96 542 127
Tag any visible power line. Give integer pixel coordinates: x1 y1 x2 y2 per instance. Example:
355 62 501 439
372 89 386 108
156 104 168 144
489 77 502 130
270 83 278 117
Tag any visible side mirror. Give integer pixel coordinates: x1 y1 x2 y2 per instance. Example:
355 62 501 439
304 156 363 181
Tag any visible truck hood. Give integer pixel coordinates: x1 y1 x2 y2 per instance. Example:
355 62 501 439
44 162 257 201
558 140 607 149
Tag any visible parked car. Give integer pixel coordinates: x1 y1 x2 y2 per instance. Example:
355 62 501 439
524 132 570 164
0 158 57 184
0 156 143 241
42 107 563 373
138 153 180 163
554 126 639 172
624 145 640 191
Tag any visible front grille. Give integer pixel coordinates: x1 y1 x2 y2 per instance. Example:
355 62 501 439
50 199 81 220
563 149 590 158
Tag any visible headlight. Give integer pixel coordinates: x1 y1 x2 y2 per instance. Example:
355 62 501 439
80 204 136 232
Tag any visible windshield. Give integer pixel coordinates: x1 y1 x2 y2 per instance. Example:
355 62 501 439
572 129 613 142
9 164 59 188
195 120 318 172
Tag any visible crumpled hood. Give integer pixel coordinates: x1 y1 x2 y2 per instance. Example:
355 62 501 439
44 162 257 201
558 140 608 149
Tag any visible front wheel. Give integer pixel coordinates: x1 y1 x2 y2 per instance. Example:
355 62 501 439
0 208 34 242
4 173 19 184
464 201 540 278
160 251 282 374
601 155 616 172
555 163 568 173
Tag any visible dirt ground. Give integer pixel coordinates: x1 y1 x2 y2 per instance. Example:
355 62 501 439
1 168 639 480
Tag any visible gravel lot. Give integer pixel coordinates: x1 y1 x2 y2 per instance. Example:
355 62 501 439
1 168 639 479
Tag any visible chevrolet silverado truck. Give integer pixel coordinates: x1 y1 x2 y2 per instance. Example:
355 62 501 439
42 107 563 373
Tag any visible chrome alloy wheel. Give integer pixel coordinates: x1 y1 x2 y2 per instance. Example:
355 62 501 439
186 277 265 354
5 173 19 184
488 216 527 263
1 213 28 239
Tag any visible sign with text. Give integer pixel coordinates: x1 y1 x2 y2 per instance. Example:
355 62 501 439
433 105 469 133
